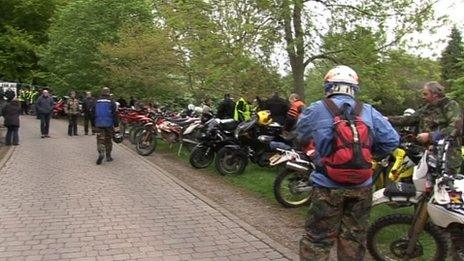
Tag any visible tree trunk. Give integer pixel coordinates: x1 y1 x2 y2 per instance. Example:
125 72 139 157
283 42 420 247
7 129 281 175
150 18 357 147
291 59 305 99
282 0 306 100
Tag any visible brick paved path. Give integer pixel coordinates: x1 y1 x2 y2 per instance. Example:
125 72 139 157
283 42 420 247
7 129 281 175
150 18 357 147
0 116 297 261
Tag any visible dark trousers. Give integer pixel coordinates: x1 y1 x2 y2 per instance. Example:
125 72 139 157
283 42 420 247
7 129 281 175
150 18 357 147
39 113 51 135
68 114 78 135
5 126 19 145
83 113 94 134
21 102 29 115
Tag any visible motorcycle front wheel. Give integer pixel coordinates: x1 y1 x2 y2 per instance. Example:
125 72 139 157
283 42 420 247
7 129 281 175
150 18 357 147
135 130 157 156
189 145 214 169
273 169 311 208
129 125 145 145
215 147 248 175
367 214 447 261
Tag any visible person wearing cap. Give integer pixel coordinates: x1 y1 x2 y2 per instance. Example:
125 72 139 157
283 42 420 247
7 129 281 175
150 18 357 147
389 81 462 174
297 65 399 260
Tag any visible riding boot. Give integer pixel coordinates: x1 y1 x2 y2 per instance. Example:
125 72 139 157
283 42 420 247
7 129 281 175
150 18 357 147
106 152 113 162
96 149 105 165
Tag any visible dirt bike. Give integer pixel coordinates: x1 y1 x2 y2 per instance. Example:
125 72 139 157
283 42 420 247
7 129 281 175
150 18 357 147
270 148 315 208
135 113 202 156
214 117 284 175
367 139 464 260
189 118 237 169
117 108 148 140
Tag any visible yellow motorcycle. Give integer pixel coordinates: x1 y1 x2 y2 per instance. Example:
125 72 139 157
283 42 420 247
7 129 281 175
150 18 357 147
372 140 424 190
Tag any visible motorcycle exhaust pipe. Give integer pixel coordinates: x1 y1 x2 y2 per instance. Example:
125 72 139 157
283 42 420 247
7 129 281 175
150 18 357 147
286 162 309 172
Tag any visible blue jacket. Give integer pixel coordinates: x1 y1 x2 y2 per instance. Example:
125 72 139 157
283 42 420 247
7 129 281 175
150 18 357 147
297 94 399 188
93 96 118 128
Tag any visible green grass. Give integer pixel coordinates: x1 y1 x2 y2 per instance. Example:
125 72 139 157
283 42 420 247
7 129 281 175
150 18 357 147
150 140 416 220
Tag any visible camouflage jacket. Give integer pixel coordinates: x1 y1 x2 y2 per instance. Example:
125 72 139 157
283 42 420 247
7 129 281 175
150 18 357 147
389 97 462 142
66 98 80 115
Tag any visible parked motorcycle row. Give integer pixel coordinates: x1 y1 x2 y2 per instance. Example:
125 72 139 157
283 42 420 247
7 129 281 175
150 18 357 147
118 107 464 260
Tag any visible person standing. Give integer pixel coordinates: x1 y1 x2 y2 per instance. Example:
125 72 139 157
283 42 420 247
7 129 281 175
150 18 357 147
264 92 289 125
35 90 54 138
82 91 95 135
297 65 399 260
389 81 462 174
216 94 235 119
284 93 305 131
93 87 119 165
2 97 21 145
65 90 80 136
389 81 463 260
233 97 252 122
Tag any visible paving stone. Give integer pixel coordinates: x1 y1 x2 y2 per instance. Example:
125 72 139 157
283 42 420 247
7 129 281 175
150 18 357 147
0 116 296 260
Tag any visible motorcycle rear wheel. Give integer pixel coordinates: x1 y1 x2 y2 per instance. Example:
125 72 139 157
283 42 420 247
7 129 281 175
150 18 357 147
135 130 157 156
367 214 447 261
189 145 214 169
273 169 311 208
215 147 247 175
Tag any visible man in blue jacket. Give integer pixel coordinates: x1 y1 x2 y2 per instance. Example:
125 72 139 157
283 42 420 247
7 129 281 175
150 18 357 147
297 65 399 260
93 87 119 165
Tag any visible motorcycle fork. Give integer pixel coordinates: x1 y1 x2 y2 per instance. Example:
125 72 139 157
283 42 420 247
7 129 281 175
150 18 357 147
404 199 429 260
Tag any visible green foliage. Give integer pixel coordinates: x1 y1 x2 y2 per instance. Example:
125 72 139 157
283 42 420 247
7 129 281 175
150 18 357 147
0 0 56 84
450 61 464 103
100 24 184 99
269 0 443 99
41 0 152 95
440 27 464 87
306 27 440 115
153 0 285 99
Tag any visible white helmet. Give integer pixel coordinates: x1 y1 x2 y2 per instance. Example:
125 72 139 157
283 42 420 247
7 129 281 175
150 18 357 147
324 65 359 85
403 108 415 116
187 104 195 110
324 65 359 97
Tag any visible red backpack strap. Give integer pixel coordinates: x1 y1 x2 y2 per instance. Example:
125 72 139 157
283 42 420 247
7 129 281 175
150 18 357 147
354 101 363 116
323 98 341 117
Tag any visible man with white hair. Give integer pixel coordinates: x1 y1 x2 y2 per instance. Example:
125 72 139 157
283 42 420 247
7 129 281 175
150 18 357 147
35 89 54 138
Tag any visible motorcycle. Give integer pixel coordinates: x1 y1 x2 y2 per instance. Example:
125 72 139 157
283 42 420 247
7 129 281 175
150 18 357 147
270 147 315 208
367 139 464 260
135 114 202 156
189 118 237 169
214 117 284 175
52 96 68 118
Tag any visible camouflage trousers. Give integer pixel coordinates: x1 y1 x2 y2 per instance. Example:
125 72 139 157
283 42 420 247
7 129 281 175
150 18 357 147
447 144 462 175
300 186 372 261
96 127 113 155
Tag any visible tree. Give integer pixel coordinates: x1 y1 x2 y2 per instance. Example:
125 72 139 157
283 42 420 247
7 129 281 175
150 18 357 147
41 0 152 95
305 27 440 115
0 0 57 84
100 24 184 99
440 26 464 87
153 0 285 98
269 0 441 100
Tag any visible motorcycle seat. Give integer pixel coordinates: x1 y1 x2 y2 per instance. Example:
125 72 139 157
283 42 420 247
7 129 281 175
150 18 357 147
384 182 416 198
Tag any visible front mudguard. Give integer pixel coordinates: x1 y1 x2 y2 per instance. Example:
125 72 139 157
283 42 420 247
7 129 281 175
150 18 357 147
372 188 422 207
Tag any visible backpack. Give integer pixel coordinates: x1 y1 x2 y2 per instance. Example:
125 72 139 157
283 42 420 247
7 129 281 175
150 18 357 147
321 98 373 185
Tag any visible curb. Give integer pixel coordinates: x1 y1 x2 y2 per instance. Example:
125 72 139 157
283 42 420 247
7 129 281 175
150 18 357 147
0 146 15 171
118 143 299 260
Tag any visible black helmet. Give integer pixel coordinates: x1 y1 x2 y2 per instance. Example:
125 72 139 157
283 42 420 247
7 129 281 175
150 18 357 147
113 132 123 143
